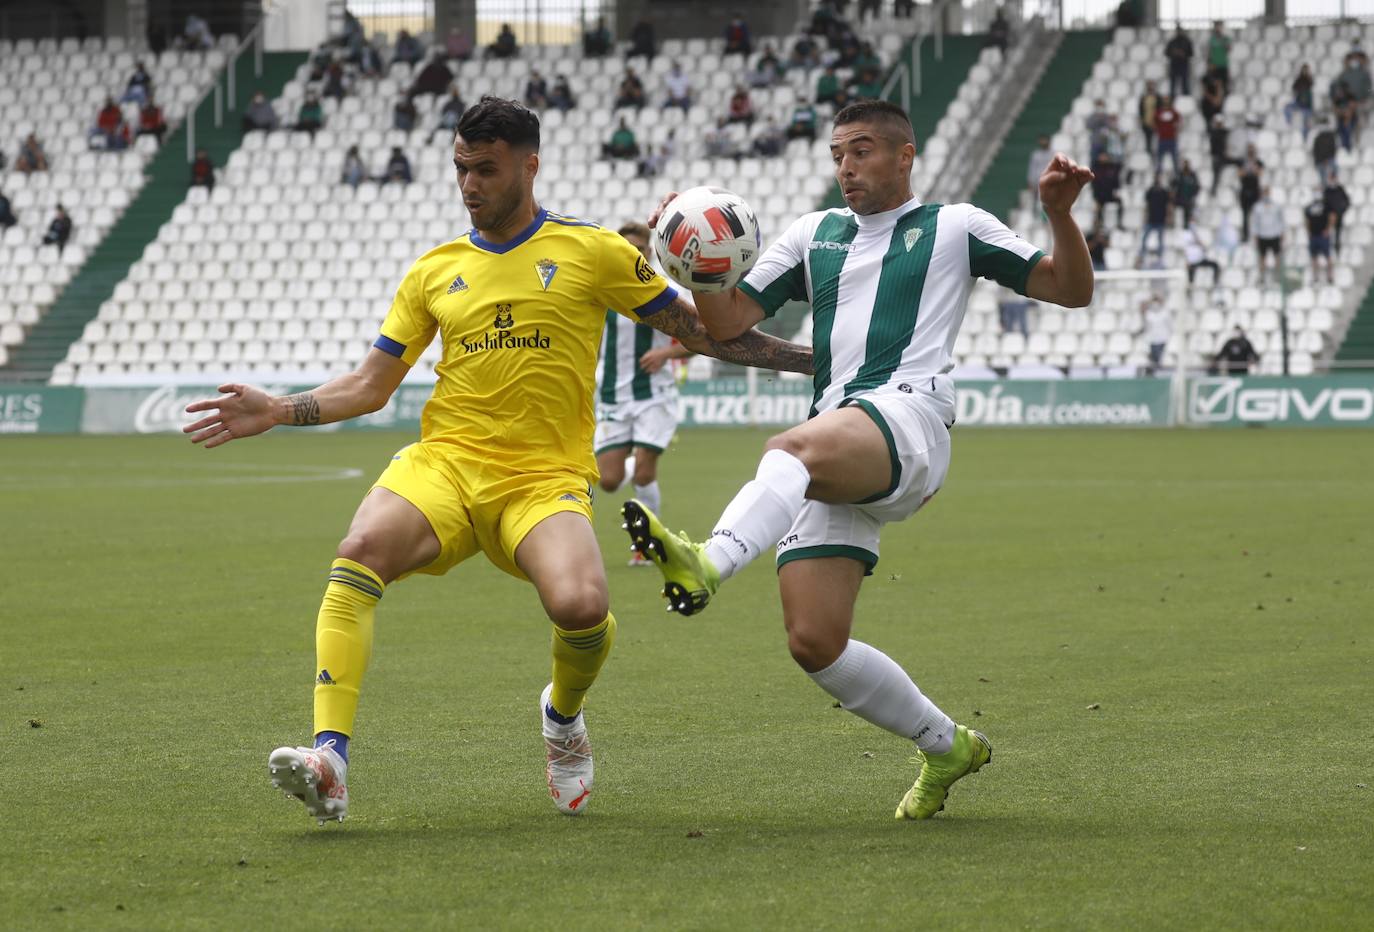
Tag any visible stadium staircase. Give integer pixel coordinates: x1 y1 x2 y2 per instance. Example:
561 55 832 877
0 50 305 383
969 30 1110 221
1335 288 1374 368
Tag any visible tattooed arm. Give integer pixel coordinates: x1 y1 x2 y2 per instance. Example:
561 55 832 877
638 296 813 375
183 347 409 448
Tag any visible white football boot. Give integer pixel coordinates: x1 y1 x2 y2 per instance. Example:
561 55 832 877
268 741 348 825
540 683 593 815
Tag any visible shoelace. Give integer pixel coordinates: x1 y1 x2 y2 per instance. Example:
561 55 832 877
545 732 592 766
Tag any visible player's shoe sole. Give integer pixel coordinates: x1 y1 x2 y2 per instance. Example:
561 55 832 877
620 499 718 615
541 683 593 816
895 726 992 820
268 745 348 825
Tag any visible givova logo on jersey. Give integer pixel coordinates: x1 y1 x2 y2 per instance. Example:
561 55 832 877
460 303 552 355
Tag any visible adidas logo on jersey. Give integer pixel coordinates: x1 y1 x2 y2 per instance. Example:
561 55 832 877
447 274 468 294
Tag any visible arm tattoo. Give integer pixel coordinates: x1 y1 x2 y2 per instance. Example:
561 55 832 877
642 298 813 375
285 392 321 426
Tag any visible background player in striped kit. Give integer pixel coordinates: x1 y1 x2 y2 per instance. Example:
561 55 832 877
595 221 694 564
625 99 1094 820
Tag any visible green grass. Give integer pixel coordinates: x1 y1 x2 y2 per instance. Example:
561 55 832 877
3 428 1373 929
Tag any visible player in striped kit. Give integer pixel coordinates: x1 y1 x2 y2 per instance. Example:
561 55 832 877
625 100 1094 820
595 223 693 564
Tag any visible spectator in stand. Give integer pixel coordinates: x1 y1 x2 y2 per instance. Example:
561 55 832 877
184 14 213 50
242 91 279 132
987 8 1011 57
1214 211 1240 262
1138 79 1160 155
852 41 882 74
393 29 425 67
788 34 820 70
1138 293 1172 375
42 204 72 253
190 148 215 190
787 98 818 141
724 12 753 57
858 0 880 22
91 96 129 150
726 86 755 127
340 9 363 57
636 143 670 178
603 117 639 160
1312 114 1338 183
382 147 412 184
998 297 1032 337
1172 159 1200 227
1087 227 1110 271
1208 114 1241 194
1339 45 1372 126
294 91 325 138
895 0 915 16
341 145 366 187
524 69 550 109
815 65 841 106
1181 223 1220 287
1207 20 1231 93
443 27 473 62
748 44 783 89
431 86 467 141
323 60 350 99
615 68 646 109
1091 151 1124 229
1330 79 1359 151
0 148 6 171
851 65 883 101
751 119 785 157
1153 95 1180 173
358 41 383 79
1165 25 1194 98
1199 64 1225 127
1323 170 1350 256
809 0 839 36
1251 187 1285 284
121 61 153 105
1085 98 1109 150
1138 173 1171 264
583 18 612 57
486 23 518 60
704 118 737 159
409 55 455 98
628 19 656 62
550 75 576 112
1236 145 1263 240
15 133 48 172
1284 64 1315 140
136 96 167 146
0 190 15 228
1213 327 1259 374
1305 187 1336 285
392 96 418 132
1027 134 1053 209
663 62 692 111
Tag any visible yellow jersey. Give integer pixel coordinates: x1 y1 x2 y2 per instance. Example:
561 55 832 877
374 208 676 481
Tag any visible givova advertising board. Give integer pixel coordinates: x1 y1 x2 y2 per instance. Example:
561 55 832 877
1186 376 1374 426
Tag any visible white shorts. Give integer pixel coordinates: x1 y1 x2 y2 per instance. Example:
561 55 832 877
594 395 679 454
775 380 954 575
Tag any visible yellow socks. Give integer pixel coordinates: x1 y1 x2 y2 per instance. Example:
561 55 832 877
312 558 383 737
548 613 617 720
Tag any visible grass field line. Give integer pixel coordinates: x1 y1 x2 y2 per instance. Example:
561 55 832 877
0 461 365 490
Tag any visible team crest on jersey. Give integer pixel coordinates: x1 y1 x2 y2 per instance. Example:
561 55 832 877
535 258 558 291
494 304 514 329
904 228 923 252
447 273 468 294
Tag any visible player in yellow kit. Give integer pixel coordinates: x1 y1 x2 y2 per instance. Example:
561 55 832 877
182 97 812 823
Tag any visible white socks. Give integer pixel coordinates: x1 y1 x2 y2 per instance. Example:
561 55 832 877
808 640 956 754
703 449 811 580
632 480 660 516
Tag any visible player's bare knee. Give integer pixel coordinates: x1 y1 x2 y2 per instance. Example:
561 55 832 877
336 531 381 569
764 430 813 468
631 461 656 487
544 583 609 630
597 473 622 493
785 623 844 673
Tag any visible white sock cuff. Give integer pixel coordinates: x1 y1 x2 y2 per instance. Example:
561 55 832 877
808 640 867 694
757 448 811 497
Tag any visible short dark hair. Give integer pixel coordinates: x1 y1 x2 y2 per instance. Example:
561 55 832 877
456 95 540 151
833 99 915 145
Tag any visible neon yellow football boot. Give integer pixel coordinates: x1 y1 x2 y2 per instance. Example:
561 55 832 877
895 725 992 820
621 499 720 615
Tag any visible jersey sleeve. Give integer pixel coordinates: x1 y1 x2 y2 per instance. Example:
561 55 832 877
374 261 437 366
966 206 1045 296
738 214 810 318
595 229 678 320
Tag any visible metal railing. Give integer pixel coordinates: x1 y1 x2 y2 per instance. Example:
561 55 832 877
185 21 268 162
880 0 956 113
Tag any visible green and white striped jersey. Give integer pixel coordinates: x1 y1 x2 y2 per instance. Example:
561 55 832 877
596 310 677 406
738 197 1043 415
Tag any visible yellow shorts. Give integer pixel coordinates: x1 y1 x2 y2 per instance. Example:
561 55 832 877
373 441 594 580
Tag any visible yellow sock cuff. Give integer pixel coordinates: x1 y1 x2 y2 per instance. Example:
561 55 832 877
328 558 385 601
553 613 614 651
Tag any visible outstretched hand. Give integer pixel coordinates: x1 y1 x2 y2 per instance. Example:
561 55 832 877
183 383 276 448
646 190 680 229
1038 153 1094 214
638 346 675 373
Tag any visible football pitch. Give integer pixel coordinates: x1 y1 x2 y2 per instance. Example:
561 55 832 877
4 427 1372 929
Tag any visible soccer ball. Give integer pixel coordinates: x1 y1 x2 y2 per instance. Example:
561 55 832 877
652 186 762 293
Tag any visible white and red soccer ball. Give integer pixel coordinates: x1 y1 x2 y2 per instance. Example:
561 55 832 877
652 186 762 293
